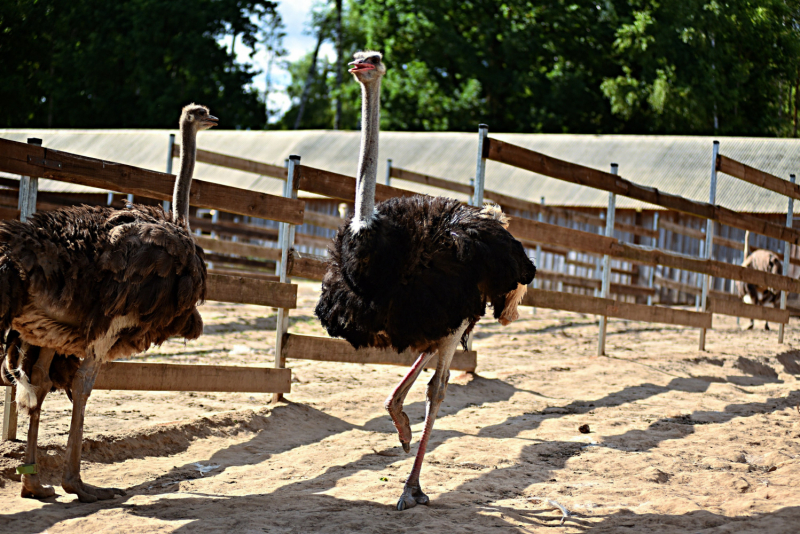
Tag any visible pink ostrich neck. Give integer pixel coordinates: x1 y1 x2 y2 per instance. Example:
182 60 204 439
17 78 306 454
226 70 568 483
172 122 196 229
351 77 381 233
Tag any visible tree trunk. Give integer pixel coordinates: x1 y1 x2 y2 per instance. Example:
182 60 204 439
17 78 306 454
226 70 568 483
333 0 343 130
792 74 800 137
294 29 325 130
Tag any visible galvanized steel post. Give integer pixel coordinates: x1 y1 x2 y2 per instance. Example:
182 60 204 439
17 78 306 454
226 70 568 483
779 173 796 344
695 240 704 311
385 159 392 186
273 155 300 403
698 141 719 351
474 124 488 207
532 197 545 314
163 133 175 214
647 212 659 306
597 164 618 356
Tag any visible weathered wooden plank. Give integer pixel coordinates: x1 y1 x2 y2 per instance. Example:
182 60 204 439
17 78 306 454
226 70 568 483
304 210 345 230
487 137 800 245
288 253 328 281
173 143 287 180
718 154 800 201
390 167 474 195
707 298 790 323
297 165 418 203
282 334 477 372
509 218 800 293
565 258 597 269
521 289 712 328
206 274 297 308
508 217 618 256
94 362 291 393
614 220 659 239
208 268 279 281
0 138 305 224
610 242 800 294
0 206 20 220
195 235 282 261
659 219 705 239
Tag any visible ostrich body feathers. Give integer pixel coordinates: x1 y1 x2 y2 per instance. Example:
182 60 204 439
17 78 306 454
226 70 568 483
315 196 536 353
0 204 206 363
736 249 782 305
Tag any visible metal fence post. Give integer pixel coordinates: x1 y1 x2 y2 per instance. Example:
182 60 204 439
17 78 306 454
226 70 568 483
647 212 659 306
474 124 488 207
695 240 704 311
597 163 618 356
385 159 392 186
779 173 796 344
163 133 175 214
3 138 42 441
273 155 300 403
698 141 719 351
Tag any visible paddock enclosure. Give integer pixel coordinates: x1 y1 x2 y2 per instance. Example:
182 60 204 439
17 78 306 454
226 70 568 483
1 129 800 532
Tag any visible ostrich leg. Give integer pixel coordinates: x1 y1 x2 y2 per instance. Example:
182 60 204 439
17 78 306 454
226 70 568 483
397 322 468 511
385 351 435 452
20 347 57 498
61 350 125 503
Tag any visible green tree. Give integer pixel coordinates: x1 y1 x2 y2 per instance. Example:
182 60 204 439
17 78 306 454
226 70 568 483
0 0 278 129
601 0 800 135
279 0 800 136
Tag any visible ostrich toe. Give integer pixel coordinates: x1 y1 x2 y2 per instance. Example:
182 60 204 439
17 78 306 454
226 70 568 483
396 482 429 511
20 475 56 499
63 477 125 503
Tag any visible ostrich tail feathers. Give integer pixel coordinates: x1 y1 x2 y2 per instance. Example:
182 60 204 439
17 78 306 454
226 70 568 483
479 203 509 229
499 283 528 326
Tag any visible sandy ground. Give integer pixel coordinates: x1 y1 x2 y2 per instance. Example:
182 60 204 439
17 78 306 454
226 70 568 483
2 281 800 533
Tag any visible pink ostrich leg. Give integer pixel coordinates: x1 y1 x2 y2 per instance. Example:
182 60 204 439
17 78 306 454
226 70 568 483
396 322 467 511
385 351 435 452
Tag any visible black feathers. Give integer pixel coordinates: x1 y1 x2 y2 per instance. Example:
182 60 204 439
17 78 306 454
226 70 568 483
315 196 536 353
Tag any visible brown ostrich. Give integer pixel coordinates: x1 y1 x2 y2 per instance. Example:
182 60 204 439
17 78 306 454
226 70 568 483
314 52 536 510
736 231 783 330
0 103 214 502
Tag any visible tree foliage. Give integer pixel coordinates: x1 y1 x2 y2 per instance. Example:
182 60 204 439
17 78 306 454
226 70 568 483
0 0 279 129
281 0 800 136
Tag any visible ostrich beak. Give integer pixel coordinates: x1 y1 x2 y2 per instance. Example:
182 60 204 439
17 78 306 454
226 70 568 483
348 60 375 73
203 115 219 127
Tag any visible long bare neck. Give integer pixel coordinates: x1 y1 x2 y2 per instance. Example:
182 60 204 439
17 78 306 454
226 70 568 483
173 123 196 229
743 230 750 260
351 79 381 232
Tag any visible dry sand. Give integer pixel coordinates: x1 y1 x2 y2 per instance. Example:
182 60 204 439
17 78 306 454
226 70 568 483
2 281 800 533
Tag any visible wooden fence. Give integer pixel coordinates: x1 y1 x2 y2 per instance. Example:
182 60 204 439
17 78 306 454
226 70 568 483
1 137 295 440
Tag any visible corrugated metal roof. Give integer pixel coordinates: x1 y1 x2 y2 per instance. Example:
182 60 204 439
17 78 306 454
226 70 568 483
1 129 798 213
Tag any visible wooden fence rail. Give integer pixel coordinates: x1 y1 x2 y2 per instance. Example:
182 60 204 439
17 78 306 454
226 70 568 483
485 137 800 245
390 165 658 239
0 138 305 225
508 218 800 293
521 289 712 328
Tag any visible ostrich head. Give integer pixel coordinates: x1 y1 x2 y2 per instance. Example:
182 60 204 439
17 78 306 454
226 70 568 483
180 103 219 131
348 51 385 83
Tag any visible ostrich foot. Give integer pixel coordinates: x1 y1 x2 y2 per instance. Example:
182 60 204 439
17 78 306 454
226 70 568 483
396 482 429 511
20 474 56 499
63 477 125 503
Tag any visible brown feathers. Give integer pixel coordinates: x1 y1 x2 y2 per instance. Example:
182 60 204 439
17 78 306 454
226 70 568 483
0 204 206 362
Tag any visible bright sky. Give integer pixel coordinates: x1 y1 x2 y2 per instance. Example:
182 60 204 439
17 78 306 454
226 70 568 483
218 0 336 125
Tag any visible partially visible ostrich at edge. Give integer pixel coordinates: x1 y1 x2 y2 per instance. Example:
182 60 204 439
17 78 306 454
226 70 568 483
314 51 537 511
736 230 783 330
0 104 214 502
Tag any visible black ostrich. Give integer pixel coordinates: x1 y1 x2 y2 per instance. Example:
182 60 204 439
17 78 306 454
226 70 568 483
314 51 536 511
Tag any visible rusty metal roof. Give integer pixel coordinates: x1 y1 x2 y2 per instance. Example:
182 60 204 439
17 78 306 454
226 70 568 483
1 129 798 213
